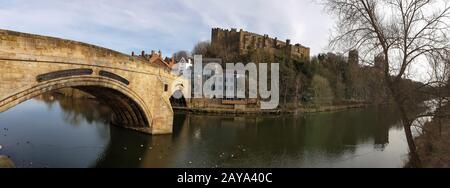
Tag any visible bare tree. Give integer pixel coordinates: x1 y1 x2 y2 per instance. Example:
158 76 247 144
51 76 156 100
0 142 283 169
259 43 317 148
323 0 450 167
192 41 211 56
174 50 190 61
421 52 450 135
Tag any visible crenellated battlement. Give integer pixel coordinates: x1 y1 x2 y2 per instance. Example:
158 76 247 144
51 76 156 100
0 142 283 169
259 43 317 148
211 28 310 60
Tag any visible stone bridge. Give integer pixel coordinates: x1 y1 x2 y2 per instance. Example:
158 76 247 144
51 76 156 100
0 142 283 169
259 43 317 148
0 29 178 134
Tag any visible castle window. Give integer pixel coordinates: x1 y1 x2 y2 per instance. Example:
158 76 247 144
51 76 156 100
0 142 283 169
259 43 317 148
164 84 169 92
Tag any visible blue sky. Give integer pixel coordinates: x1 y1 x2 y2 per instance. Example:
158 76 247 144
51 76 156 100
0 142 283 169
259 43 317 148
0 0 333 57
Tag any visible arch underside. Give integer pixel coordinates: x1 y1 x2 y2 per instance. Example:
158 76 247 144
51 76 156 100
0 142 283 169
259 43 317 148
0 77 151 130
75 86 149 129
170 90 188 108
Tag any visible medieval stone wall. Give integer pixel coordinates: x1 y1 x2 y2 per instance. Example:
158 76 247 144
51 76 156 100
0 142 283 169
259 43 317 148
0 29 177 134
211 28 310 60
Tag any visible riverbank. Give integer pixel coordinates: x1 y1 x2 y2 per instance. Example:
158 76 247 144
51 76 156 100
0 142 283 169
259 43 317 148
290 103 370 114
174 103 370 115
413 105 450 167
51 89 370 115
0 97 405 168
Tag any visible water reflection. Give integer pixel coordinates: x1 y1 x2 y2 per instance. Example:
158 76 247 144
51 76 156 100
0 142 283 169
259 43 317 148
0 92 409 168
36 93 112 126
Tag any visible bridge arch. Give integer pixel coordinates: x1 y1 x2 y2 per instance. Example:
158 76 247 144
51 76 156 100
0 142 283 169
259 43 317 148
0 29 177 134
169 82 189 108
0 76 153 132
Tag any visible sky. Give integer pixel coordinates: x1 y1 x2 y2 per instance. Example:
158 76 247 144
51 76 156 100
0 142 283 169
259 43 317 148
0 0 333 57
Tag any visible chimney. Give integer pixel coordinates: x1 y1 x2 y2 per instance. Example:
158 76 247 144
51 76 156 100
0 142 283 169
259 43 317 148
141 50 145 57
158 50 162 58
131 51 135 56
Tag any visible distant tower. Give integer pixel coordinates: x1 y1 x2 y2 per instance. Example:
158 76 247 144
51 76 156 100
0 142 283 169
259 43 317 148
374 53 386 74
348 50 359 66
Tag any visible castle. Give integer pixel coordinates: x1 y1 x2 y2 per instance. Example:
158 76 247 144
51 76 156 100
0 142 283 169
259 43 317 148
211 28 310 60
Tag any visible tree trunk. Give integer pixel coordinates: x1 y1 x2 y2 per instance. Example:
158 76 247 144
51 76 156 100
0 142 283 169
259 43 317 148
389 83 422 168
403 117 421 168
438 97 443 137
283 84 288 107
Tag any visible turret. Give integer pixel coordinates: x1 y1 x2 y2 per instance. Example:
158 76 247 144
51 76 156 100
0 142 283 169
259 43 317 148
286 39 291 46
348 50 359 66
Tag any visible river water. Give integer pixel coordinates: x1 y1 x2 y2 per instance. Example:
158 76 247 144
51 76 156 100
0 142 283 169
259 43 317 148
0 93 410 168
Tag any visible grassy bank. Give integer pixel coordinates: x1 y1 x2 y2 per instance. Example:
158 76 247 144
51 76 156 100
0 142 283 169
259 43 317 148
289 103 369 114
174 103 369 115
413 105 450 168
173 107 282 115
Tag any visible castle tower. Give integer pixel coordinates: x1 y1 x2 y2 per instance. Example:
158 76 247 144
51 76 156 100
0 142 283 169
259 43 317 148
210 27 311 61
348 50 359 66
374 53 387 74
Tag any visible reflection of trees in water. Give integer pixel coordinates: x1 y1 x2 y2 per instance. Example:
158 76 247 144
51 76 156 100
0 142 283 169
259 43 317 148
34 90 191 168
29 92 415 167
35 91 112 140
94 112 194 168
90 107 408 168
92 126 152 168
178 106 405 161
93 125 184 168
291 106 402 154
36 92 112 126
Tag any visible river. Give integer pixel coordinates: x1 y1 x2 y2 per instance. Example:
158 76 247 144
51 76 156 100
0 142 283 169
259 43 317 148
0 93 410 168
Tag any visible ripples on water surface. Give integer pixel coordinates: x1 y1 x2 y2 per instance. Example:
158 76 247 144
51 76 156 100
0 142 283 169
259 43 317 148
0 93 410 168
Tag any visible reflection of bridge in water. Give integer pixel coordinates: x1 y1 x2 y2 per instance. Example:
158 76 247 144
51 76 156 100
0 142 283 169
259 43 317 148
94 109 404 168
32 92 405 167
0 29 178 134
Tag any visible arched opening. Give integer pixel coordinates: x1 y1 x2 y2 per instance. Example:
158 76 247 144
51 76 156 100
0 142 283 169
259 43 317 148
0 77 151 130
73 86 150 129
170 90 188 108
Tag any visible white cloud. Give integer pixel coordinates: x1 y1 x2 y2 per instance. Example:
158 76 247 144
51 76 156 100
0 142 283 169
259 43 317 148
0 0 332 56
180 0 333 55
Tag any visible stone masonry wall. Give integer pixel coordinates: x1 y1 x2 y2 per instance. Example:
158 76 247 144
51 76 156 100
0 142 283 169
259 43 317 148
211 28 310 60
0 29 177 134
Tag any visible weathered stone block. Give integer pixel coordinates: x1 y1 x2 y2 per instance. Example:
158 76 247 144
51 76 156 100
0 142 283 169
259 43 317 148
0 29 178 134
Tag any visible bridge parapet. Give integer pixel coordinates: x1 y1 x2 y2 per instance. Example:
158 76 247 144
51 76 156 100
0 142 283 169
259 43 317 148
0 29 177 134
